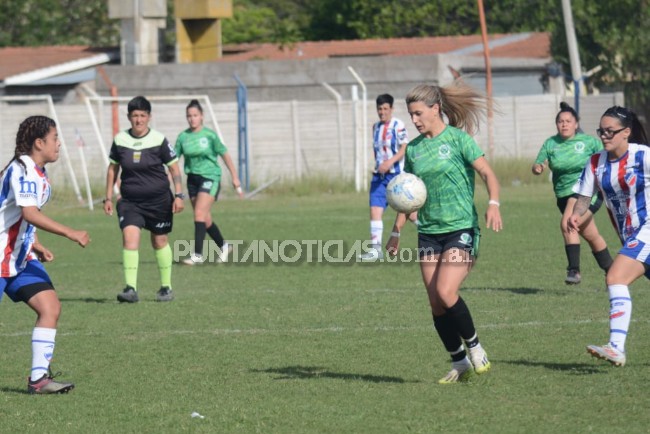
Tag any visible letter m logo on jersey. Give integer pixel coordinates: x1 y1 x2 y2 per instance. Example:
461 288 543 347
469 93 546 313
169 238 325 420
18 176 37 195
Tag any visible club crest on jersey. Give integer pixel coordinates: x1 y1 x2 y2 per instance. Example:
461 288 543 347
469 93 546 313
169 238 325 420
438 144 451 159
397 129 407 141
624 172 637 186
574 141 585 153
133 151 142 163
459 233 472 245
199 137 209 148
626 239 640 249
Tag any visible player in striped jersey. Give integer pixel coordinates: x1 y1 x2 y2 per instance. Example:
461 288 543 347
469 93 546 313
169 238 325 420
386 82 502 383
570 106 650 367
533 102 613 284
359 94 416 261
0 116 90 393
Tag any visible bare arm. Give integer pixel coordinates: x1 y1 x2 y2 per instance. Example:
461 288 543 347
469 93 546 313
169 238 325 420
473 156 502 232
567 194 592 233
168 162 185 213
22 206 89 247
532 162 545 175
221 152 244 198
572 194 592 217
385 211 411 256
103 163 119 216
32 233 54 262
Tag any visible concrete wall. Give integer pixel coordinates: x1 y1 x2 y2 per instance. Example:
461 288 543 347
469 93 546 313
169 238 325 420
0 91 624 207
97 53 551 103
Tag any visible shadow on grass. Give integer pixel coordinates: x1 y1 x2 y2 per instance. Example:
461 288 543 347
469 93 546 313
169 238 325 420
466 287 543 295
0 387 28 394
496 359 606 375
251 365 418 383
58 297 110 303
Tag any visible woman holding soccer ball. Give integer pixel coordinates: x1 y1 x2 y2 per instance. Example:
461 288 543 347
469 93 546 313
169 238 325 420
569 105 649 367
532 102 613 285
386 82 502 384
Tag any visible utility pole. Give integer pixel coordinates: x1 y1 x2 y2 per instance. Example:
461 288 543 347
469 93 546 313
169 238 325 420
561 0 583 114
477 0 494 160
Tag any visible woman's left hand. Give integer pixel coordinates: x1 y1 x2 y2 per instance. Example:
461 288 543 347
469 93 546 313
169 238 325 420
173 197 185 213
485 204 502 232
233 182 244 199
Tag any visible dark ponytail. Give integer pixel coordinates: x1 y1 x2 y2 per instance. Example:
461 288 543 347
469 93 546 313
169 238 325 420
187 99 203 113
2 116 56 175
556 101 579 123
602 106 648 145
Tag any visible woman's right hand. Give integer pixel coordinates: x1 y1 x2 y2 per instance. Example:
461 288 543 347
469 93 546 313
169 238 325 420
532 163 544 175
386 235 400 257
103 199 113 216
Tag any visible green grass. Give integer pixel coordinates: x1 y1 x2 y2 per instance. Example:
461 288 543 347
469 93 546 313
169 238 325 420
1 183 649 433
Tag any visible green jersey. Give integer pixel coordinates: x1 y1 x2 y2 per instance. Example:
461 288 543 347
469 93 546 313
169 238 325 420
175 127 228 182
404 126 484 234
534 133 603 198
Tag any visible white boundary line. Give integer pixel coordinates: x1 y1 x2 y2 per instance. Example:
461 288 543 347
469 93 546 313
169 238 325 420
1 318 646 338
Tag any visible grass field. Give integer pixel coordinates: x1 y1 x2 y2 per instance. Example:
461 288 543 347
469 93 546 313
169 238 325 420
1 182 649 433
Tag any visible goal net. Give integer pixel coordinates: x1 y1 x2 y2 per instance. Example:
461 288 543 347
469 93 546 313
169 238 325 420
0 95 87 209
81 94 229 202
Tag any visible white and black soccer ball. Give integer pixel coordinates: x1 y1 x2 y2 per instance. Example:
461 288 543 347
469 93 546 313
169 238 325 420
386 173 427 214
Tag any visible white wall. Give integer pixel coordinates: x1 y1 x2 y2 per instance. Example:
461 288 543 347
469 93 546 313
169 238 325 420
0 92 625 193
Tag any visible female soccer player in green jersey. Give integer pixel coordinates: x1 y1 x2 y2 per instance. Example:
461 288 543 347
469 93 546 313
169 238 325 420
386 82 502 384
532 102 613 284
176 99 243 265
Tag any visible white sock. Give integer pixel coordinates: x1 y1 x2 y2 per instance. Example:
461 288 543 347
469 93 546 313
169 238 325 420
370 220 383 247
31 327 56 381
452 355 472 370
608 284 632 352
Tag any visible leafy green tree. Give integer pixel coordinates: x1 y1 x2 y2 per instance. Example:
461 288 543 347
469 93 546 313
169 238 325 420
221 0 305 45
0 0 119 47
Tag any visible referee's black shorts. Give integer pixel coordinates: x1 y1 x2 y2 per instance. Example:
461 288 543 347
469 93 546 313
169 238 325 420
116 192 174 235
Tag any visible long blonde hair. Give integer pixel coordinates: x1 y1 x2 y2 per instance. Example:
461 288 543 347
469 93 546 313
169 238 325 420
405 81 489 136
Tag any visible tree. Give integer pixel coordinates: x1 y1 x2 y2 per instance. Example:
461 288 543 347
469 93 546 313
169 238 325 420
0 0 119 47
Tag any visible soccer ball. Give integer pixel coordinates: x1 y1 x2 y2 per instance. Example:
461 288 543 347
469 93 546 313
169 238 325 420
386 173 427 213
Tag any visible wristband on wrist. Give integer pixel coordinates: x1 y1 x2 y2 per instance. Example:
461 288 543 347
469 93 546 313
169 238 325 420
488 199 500 207
102 198 111 204
391 231 400 237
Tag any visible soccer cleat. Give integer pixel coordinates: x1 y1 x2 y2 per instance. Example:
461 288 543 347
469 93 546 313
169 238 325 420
438 359 473 384
565 269 581 285
217 243 232 263
27 369 74 395
468 345 491 375
156 286 174 302
587 343 626 366
117 286 139 303
357 247 384 262
181 253 204 266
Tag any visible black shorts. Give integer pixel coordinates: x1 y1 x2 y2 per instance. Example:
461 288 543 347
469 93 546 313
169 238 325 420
418 228 480 259
117 193 173 235
187 174 221 199
556 191 603 214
